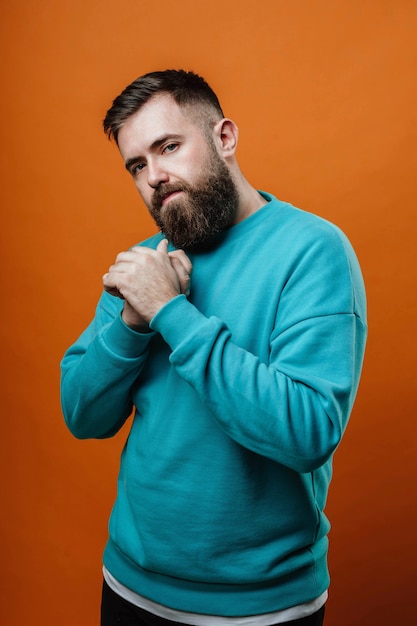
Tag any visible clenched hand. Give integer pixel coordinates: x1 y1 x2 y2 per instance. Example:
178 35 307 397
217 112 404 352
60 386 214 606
103 239 192 331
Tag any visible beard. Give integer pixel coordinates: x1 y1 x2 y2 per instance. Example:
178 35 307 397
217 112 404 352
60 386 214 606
148 150 239 252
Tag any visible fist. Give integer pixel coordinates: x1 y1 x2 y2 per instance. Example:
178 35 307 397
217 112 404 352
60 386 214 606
103 239 192 330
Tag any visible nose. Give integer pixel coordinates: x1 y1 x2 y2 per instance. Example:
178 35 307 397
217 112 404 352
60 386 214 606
147 158 169 189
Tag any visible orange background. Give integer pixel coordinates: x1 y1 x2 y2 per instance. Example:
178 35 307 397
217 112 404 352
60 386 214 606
1 1 416 624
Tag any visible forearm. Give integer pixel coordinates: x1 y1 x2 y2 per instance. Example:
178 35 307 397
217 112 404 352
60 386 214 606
151 296 367 472
60 295 154 439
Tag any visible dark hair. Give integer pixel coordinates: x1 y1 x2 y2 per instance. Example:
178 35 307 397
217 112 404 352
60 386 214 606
103 69 224 143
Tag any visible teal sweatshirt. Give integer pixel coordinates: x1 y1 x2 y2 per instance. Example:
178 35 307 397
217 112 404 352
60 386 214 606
61 193 367 616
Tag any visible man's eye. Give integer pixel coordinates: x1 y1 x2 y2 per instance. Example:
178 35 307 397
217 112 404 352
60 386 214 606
132 163 145 174
164 143 178 153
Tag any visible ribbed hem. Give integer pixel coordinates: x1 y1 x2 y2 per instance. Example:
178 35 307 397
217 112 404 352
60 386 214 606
103 538 329 617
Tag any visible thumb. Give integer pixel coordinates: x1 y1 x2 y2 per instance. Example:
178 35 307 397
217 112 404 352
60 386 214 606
156 238 169 255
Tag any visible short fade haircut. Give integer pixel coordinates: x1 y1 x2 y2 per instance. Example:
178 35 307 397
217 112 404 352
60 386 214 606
103 69 224 144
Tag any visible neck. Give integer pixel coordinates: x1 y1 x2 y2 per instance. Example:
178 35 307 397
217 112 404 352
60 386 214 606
233 170 268 224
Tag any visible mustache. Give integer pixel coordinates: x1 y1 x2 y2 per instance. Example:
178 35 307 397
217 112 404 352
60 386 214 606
152 183 188 209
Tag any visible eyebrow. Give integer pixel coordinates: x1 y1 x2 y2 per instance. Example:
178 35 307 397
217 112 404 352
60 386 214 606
124 134 183 172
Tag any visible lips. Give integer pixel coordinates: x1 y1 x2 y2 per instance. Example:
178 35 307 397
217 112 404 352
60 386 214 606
161 190 183 206
152 184 187 215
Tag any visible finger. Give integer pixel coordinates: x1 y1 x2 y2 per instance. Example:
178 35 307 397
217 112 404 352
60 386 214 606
116 246 159 264
102 273 124 299
169 256 191 296
104 285 125 298
107 260 139 274
169 249 193 276
156 238 169 255
169 250 192 296
116 248 150 263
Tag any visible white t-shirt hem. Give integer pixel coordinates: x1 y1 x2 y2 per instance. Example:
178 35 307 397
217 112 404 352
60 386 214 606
103 566 328 625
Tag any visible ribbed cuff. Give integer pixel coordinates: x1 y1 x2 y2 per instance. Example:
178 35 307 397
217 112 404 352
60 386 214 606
101 313 155 359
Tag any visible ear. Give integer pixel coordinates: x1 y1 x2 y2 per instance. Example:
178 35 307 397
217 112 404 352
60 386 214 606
213 118 239 157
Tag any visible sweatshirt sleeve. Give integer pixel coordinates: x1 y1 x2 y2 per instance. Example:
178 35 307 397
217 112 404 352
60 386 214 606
60 291 155 439
150 233 367 473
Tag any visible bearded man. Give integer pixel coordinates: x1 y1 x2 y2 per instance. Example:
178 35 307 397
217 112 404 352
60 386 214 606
60 70 367 626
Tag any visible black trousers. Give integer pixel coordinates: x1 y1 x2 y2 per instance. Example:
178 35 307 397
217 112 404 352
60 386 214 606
101 580 325 626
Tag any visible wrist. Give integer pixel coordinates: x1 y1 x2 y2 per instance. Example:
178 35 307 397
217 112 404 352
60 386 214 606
121 307 151 333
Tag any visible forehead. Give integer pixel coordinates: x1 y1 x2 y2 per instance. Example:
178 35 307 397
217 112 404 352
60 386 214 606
117 94 202 157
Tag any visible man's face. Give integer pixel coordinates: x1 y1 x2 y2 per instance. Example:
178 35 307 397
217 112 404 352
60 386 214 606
117 95 239 250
